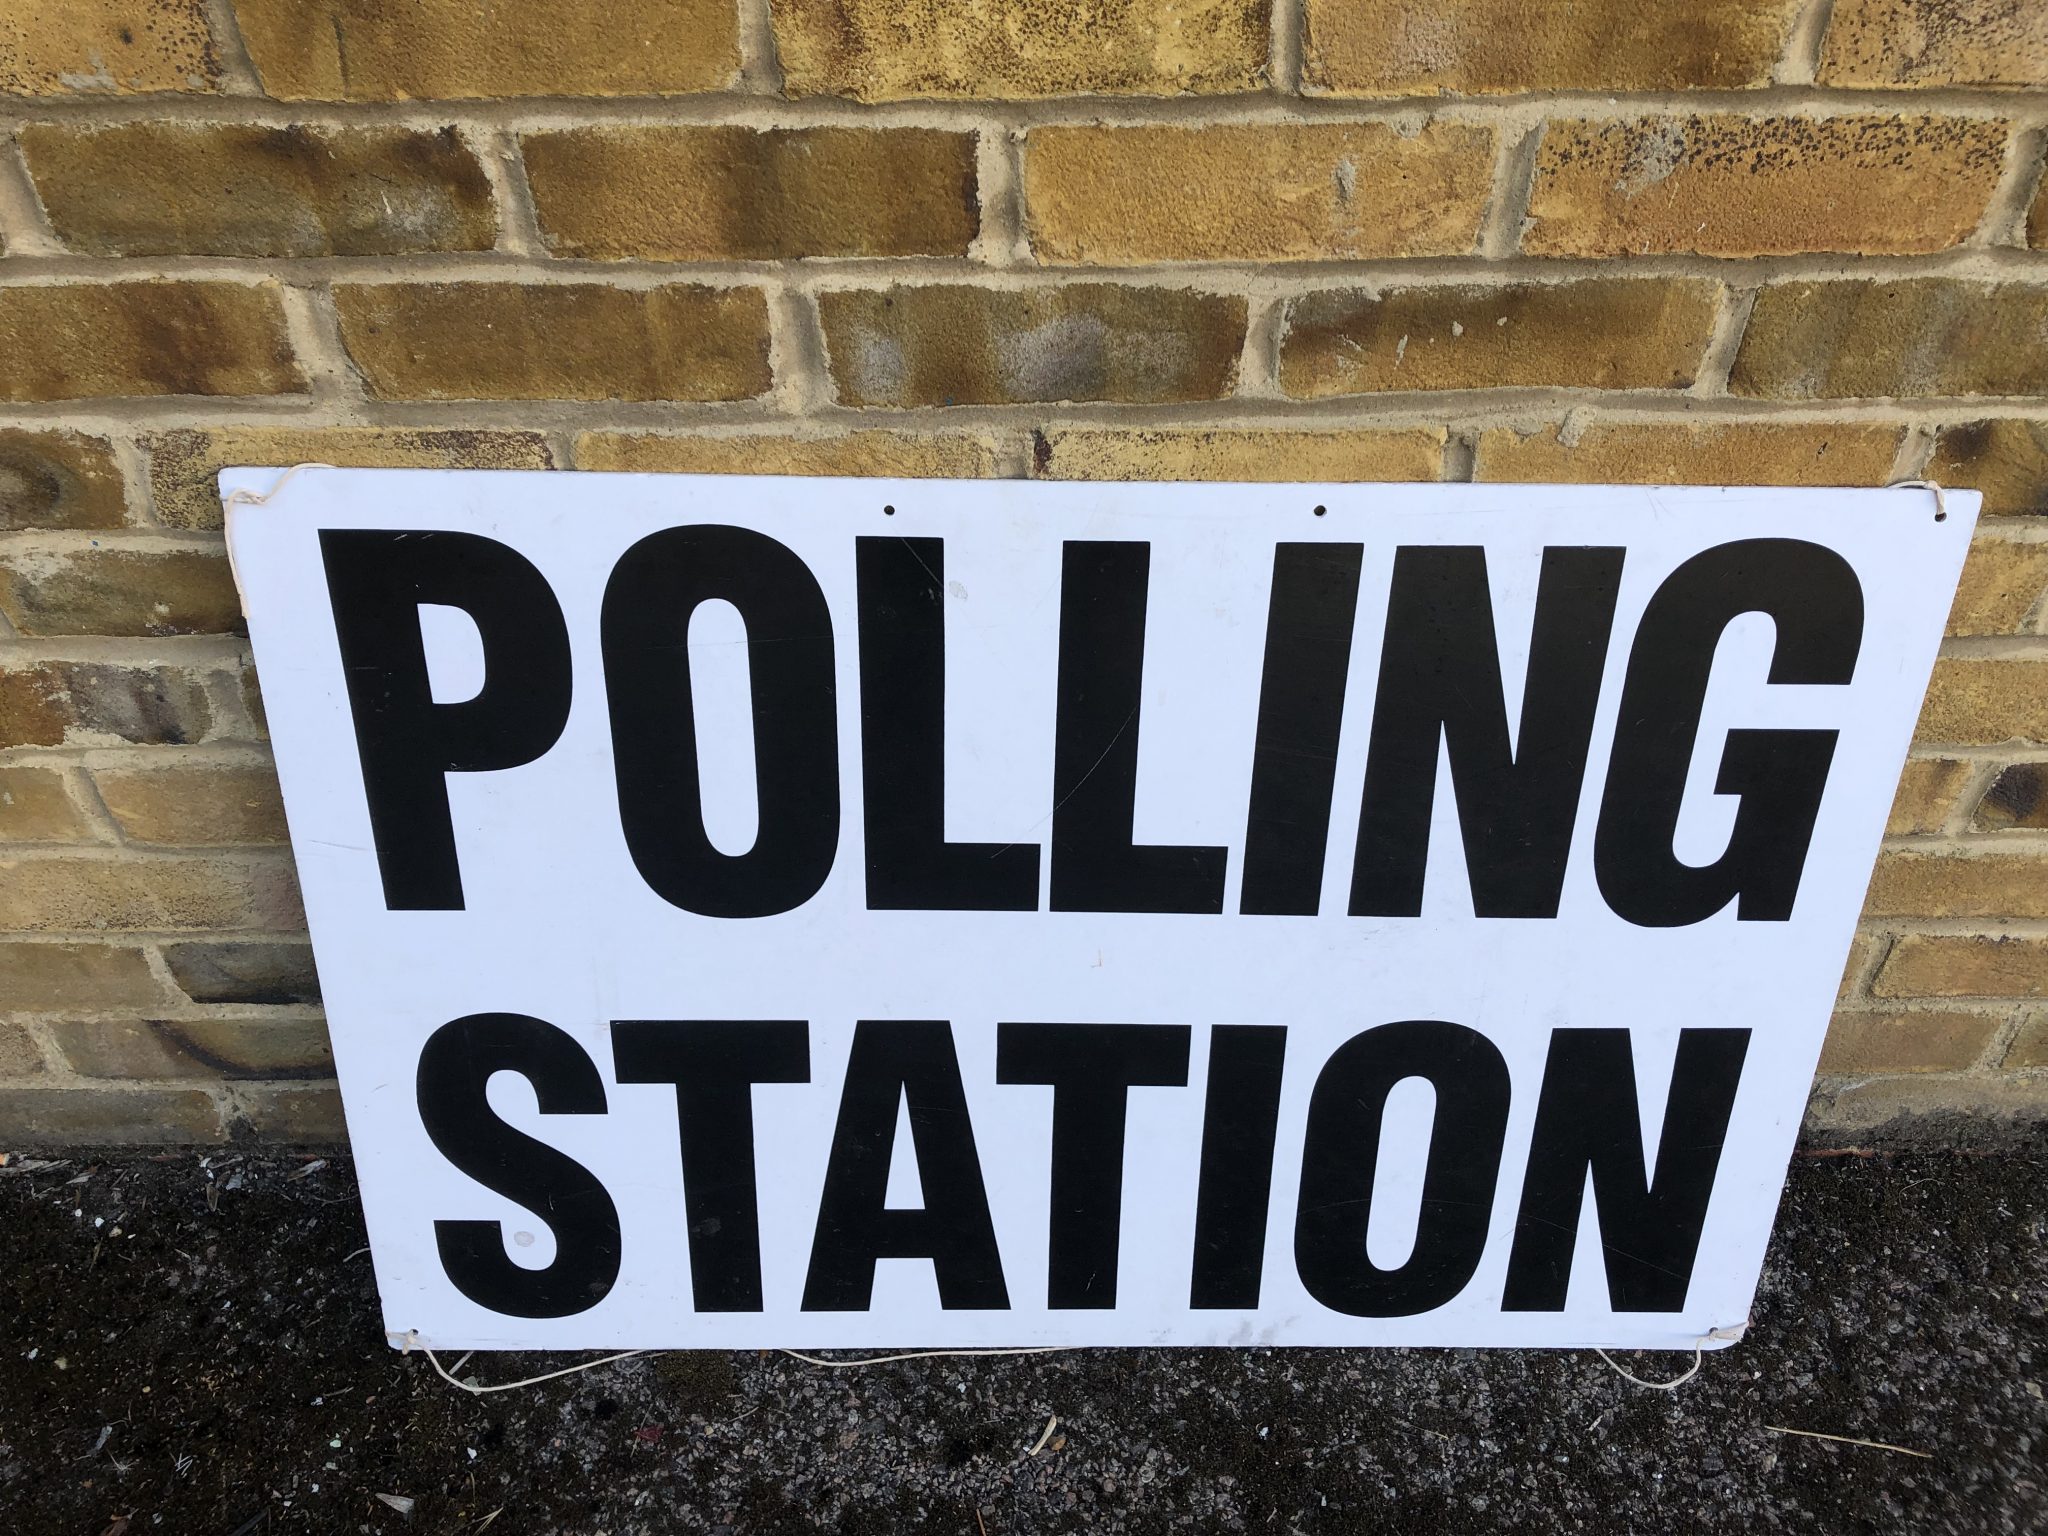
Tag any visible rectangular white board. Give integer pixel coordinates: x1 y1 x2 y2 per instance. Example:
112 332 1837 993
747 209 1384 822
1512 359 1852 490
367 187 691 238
224 471 1973 1352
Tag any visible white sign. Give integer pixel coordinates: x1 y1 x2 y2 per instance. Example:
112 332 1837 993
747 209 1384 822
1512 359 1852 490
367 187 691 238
225 472 1972 1352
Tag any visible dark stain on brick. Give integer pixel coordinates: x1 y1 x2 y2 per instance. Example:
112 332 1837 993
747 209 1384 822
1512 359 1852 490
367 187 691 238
1975 762 2048 830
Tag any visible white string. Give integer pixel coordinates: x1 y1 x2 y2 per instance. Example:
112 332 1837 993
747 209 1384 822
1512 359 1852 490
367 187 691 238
1592 1323 1746 1393
1887 477 1948 522
408 1331 1071 1396
220 461 336 510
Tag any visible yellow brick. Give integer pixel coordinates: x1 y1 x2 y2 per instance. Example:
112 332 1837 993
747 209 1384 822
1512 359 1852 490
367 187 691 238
0 546 241 638
0 661 218 749
1927 419 2048 517
1279 279 1719 398
0 941 166 1010
1732 279 2048 400
0 282 301 402
1814 1074 2048 1130
1473 421 1904 486
1524 115 2006 259
22 123 495 259
0 0 220 94
1947 538 2048 635
2032 178 2048 249
0 767 93 843
0 430 127 531
1024 122 1495 263
1820 1009 2003 1072
575 432 1000 478
53 1018 331 1080
0 855 302 932
818 285 1245 407
333 282 772 403
145 426 556 531
93 763 287 846
1887 758 1977 834
2006 1013 2048 1068
1916 658 2048 745
230 1083 347 1142
0 1086 223 1144
1303 0 1800 95
1973 762 2048 830
1863 850 2048 918
1032 427 1445 482
1819 0 2048 87
163 941 319 1004
774 0 1269 100
525 127 979 261
234 0 737 99
1873 934 2048 998
0 1022 45 1078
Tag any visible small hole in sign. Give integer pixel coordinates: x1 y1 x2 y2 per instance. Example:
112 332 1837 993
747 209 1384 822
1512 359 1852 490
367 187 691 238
883 504 896 516
1934 508 1947 522
1313 505 1327 517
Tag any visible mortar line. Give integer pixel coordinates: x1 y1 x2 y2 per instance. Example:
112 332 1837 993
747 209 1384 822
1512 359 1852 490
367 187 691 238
472 126 545 257
1778 0 1840 86
1943 759 2006 837
766 284 833 414
104 434 158 526
972 120 1028 268
1690 287 1760 397
276 283 364 408
6 245 2046 289
1236 294 1288 400
7 83 2048 129
1477 122 1543 260
735 0 787 96
1890 422 1940 481
63 761 131 848
1974 124 2047 248
0 133 61 256
1270 0 1305 96
196 0 266 96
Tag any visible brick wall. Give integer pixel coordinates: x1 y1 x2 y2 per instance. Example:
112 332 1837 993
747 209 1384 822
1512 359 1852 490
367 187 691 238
1 0 2045 1145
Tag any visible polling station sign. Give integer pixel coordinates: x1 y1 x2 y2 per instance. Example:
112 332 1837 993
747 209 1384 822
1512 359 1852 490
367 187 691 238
225 472 1972 1353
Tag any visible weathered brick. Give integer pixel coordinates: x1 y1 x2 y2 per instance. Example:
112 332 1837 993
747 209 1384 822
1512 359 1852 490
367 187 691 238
1973 761 2048 830
1732 280 2048 400
2032 177 2048 249
575 431 1000 478
333 282 771 403
0 1086 223 1144
1473 421 1904 486
819 285 1245 407
1916 658 2048 744
1821 1009 2003 1072
0 0 220 95
0 766 93 843
1887 758 1977 835
1032 427 1445 482
1303 0 1799 95
525 126 978 261
0 661 216 748
93 763 287 846
227 1082 347 1142
1814 1074 2048 1130
1874 934 2048 998
163 941 319 1005
53 1017 331 1080
22 123 494 259
234 0 737 100
0 855 302 932
146 426 554 531
0 430 127 531
1947 539 2048 635
2007 1013 2048 1068
0 941 165 1011
1819 0 2048 87
0 1022 45 1078
1927 420 2048 516
1279 280 1718 398
0 546 241 637
0 282 301 401
1524 115 2006 259
1024 122 1494 263
775 0 1269 100
1864 850 2048 918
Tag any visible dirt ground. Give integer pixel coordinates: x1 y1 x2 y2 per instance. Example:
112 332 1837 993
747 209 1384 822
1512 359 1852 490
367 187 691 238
0 1141 2041 1536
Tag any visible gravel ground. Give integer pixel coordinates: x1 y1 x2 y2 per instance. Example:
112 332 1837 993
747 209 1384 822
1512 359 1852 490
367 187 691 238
0 1141 2041 1535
